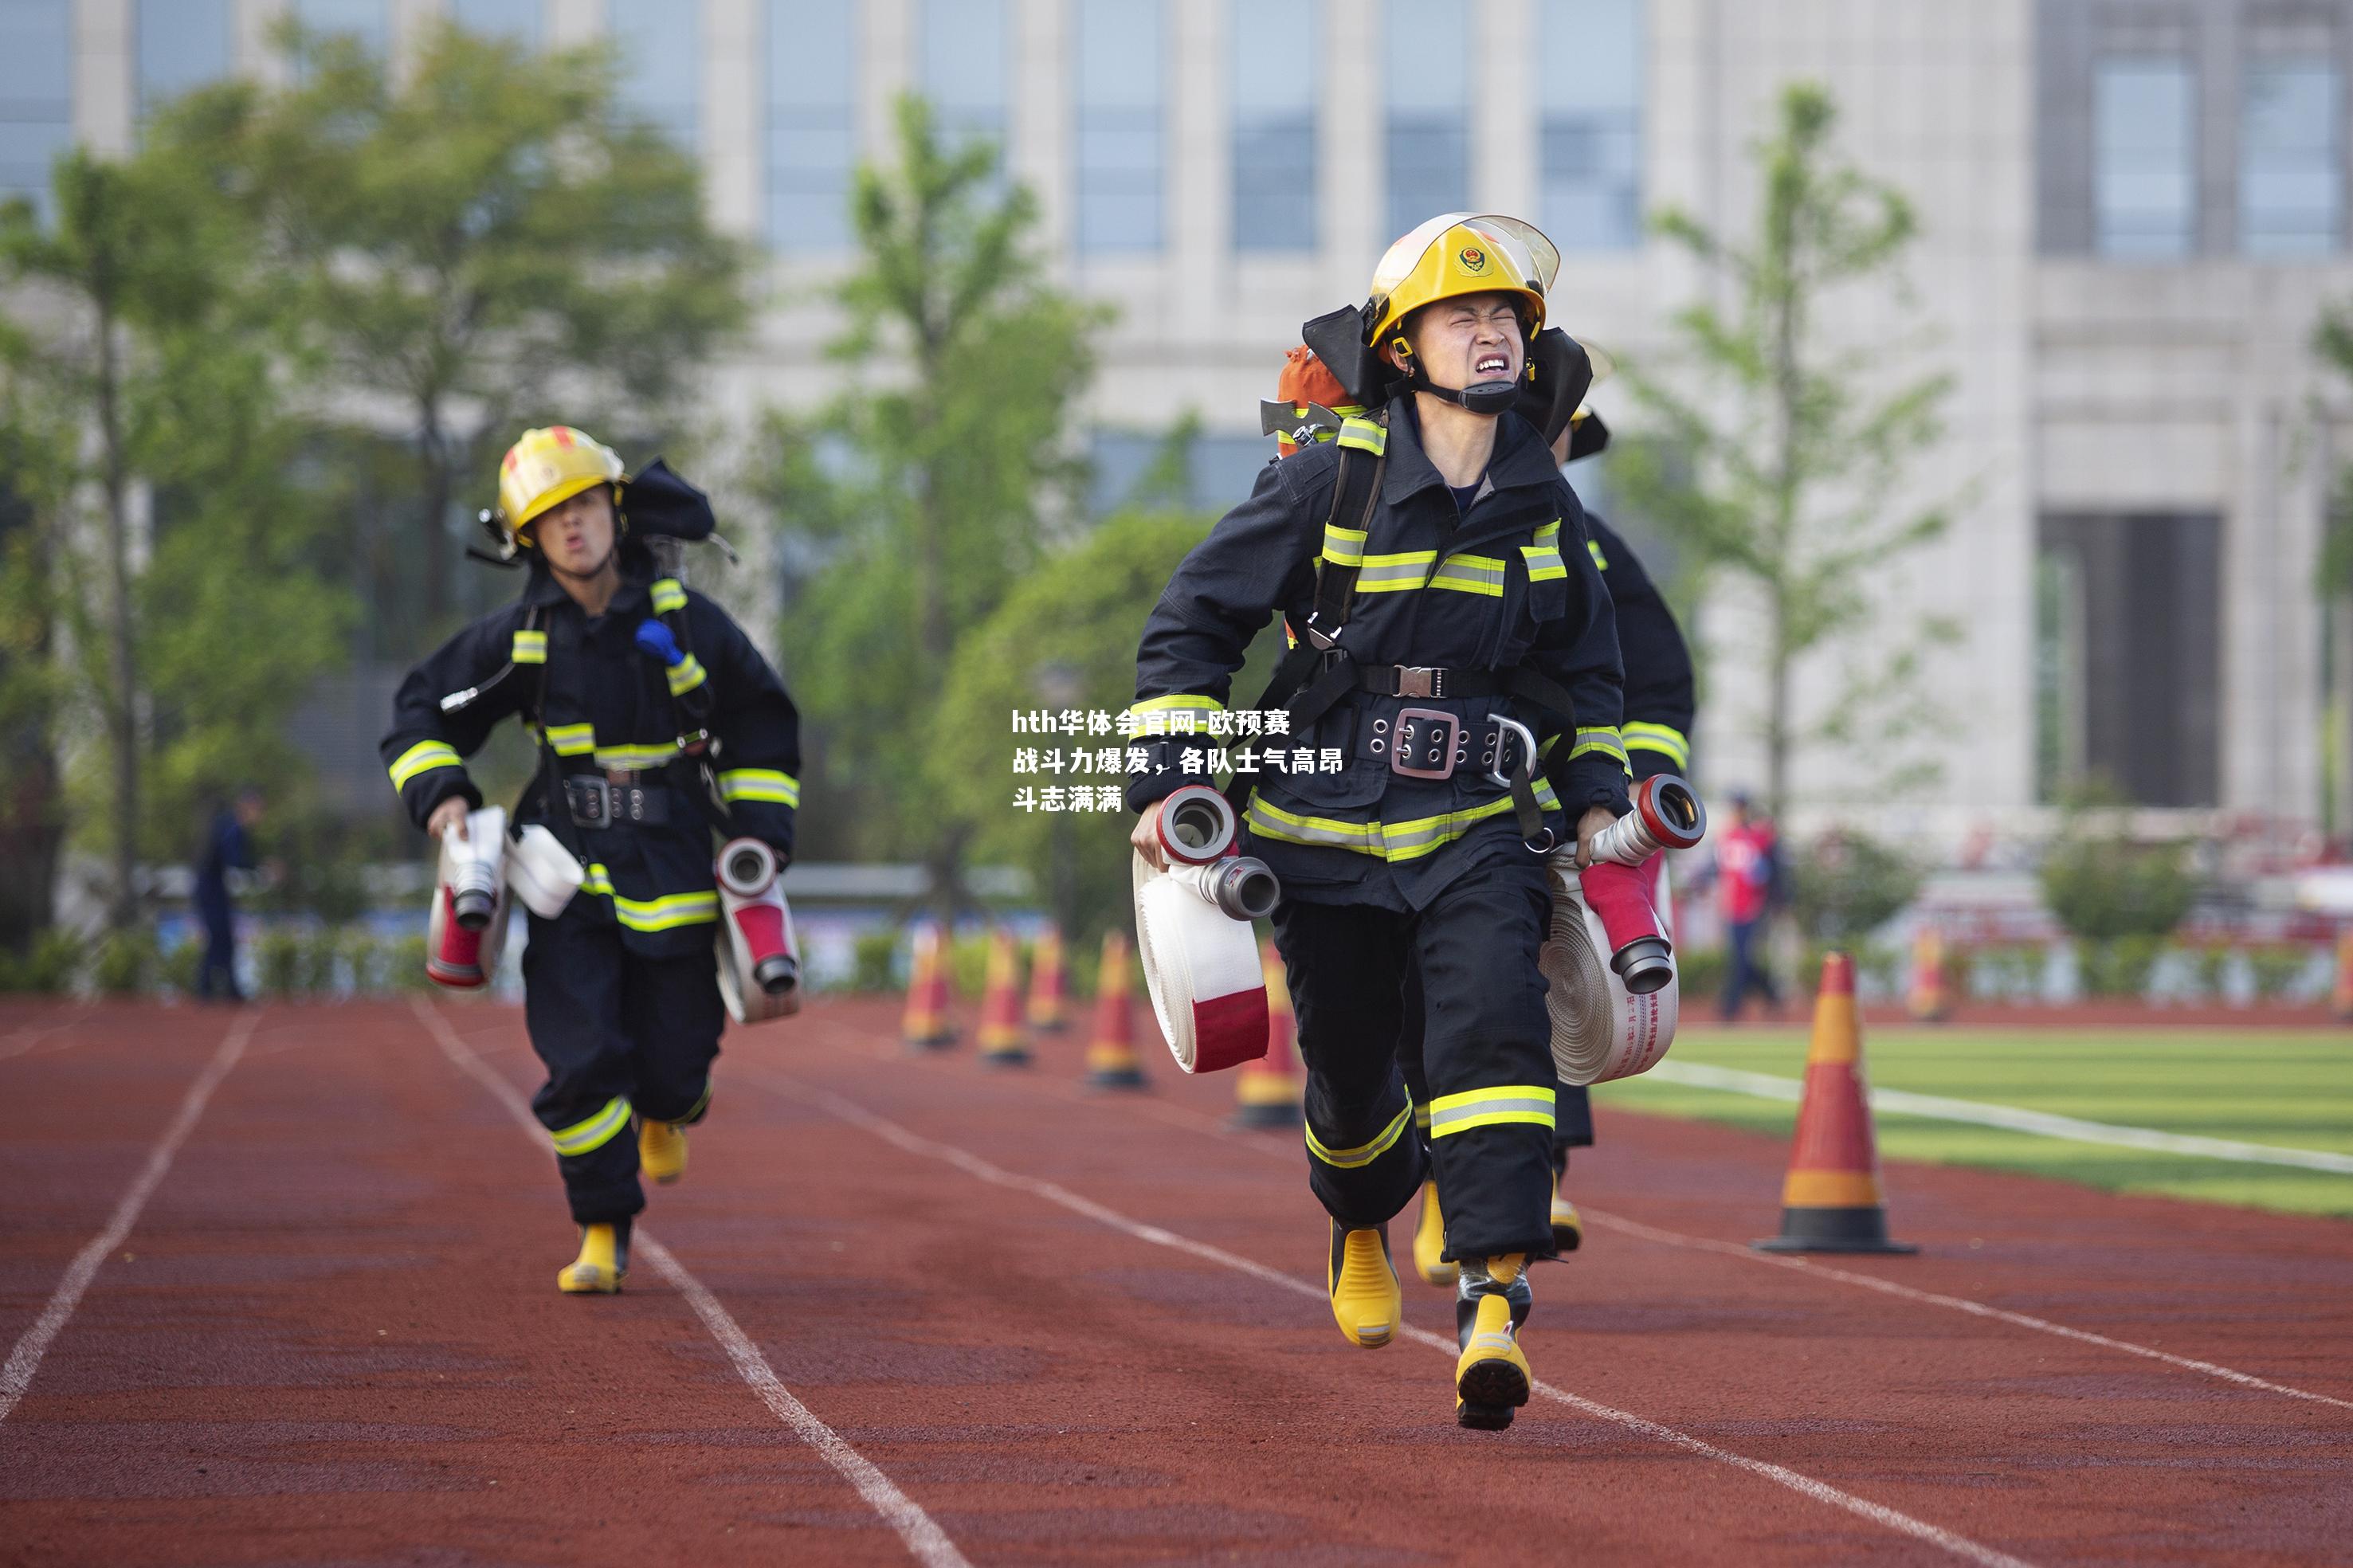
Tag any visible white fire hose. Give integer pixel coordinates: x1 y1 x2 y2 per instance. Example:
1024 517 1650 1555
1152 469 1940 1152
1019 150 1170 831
713 836 801 1026
1132 786 1280 1073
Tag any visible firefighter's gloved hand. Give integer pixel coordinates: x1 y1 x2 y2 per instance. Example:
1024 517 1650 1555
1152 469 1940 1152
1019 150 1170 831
635 619 684 668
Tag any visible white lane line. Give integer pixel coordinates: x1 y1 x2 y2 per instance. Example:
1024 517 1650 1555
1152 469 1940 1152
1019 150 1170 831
806 1024 2353 1417
1645 1059 2353 1174
0 1004 100 1064
1575 1209 2353 1414
1 1009 261 1424
740 1065 2041 1568
410 1000 971 1568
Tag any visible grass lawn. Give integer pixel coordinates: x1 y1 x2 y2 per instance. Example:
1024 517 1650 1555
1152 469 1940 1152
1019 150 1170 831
1595 1026 2353 1220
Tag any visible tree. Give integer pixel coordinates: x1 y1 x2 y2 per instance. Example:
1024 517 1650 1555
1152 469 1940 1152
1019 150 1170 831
181 21 750 641
1613 84 1957 816
760 96 1108 911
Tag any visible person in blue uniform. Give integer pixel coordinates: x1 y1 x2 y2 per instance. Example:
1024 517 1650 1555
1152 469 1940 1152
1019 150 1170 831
192 788 263 1002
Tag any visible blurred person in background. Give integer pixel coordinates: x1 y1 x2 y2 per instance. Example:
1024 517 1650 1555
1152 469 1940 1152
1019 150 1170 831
1713 791 1784 1020
193 787 265 1002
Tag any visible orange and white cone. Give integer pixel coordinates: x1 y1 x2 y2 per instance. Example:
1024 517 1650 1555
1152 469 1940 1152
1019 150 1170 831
2333 930 2353 1021
1906 925 1952 1022
1027 925 1070 1033
1753 951 1916 1254
976 927 1031 1068
1233 940 1304 1129
1084 929 1147 1090
901 921 955 1051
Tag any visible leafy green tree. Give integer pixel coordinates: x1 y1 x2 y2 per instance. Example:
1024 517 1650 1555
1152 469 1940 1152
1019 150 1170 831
1613 84 1957 816
178 20 750 640
761 96 1108 910
0 323 75 948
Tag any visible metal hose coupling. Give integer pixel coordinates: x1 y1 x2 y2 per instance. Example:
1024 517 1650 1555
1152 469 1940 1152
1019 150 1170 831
715 837 798 996
1584 774 1708 867
1167 857 1283 921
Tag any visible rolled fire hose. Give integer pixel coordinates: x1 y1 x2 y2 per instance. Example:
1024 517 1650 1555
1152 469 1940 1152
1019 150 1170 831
714 836 802 1026
428 806 513 989
1540 853 1680 1085
1133 786 1279 1073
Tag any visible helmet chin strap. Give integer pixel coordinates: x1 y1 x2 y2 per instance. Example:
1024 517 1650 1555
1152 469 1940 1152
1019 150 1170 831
1391 339 1526 417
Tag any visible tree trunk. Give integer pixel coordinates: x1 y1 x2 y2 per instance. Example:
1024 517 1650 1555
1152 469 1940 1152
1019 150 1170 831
420 401 453 625
96 273 140 931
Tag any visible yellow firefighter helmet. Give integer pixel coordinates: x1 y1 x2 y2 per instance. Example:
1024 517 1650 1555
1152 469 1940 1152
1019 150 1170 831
1365 213 1560 351
492 425 626 551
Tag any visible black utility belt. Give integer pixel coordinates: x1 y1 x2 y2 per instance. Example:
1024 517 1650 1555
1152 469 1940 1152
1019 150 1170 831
1351 664 1508 700
1367 708 1542 784
563 770 673 828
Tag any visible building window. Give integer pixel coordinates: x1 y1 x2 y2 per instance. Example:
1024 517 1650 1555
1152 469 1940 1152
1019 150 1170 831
1075 0 1163 253
766 0 855 251
611 0 699 151
2037 513 2221 806
0 0 70 220
1232 0 1316 253
2093 53 2195 258
1539 0 1641 251
920 0 1006 161
449 0 541 47
289 0 387 53
2242 52 2339 255
1384 0 1469 241
136 0 231 119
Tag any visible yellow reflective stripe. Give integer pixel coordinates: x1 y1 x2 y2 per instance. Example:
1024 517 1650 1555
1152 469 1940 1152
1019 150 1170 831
550 1095 632 1156
1623 722 1691 770
718 768 800 806
544 723 595 756
388 740 461 790
665 654 707 696
581 862 615 895
1353 550 1438 594
1413 1103 1433 1131
610 890 718 931
1586 538 1610 571
1322 522 1368 566
1337 415 1386 455
593 742 678 770
511 629 547 664
1429 554 1506 597
1306 1101 1414 1170
1521 544 1568 582
1535 519 1562 543
1428 1085 1556 1139
1244 778 1560 864
650 578 686 613
1570 727 1629 767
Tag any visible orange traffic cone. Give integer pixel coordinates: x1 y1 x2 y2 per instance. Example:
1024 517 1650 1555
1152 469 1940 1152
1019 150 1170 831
1027 925 1069 1032
1754 951 1916 1254
2333 930 2353 1021
1906 925 1951 1022
976 927 1032 1067
1233 940 1303 1129
1084 930 1147 1089
901 921 955 1051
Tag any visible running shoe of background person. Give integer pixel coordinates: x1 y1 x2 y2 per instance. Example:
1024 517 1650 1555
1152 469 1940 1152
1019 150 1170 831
557 1221 629 1294
1327 1220 1402 1348
1454 1254 1533 1429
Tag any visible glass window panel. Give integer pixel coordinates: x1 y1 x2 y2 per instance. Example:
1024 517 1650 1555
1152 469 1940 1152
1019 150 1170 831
920 0 1006 157
289 0 386 51
611 0 700 151
2093 55 2195 259
767 0 855 251
1538 0 1641 251
1076 0 1163 253
2241 57 2339 257
137 0 232 118
0 0 72 221
449 0 541 47
1383 0 1468 240
1232 0 1316 253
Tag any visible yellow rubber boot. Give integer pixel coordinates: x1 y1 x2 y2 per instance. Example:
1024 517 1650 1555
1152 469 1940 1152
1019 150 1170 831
557 1222 626 1295
1326 1221 1400 1349
1454 1254 1532 1429
1412 1181 1457 1287
639 1118 688 1186
1550 1192 1582 1253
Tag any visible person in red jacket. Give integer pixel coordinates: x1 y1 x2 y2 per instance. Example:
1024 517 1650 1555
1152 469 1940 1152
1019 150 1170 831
1715 792 1783 1019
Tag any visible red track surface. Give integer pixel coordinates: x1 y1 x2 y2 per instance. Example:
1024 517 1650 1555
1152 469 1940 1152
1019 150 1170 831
3 996 2349 1566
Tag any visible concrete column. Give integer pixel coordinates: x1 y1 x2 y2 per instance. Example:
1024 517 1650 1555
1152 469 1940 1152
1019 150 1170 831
545 0 598 49
861 0 911 165
704 0 759 237
1324 0 1378 296
75 0 134 158
1475 0 1532 217
1171 0 1224 322
1013 0 1070 265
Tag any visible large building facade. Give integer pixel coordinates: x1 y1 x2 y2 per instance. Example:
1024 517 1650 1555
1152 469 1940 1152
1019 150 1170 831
10 0 2351 845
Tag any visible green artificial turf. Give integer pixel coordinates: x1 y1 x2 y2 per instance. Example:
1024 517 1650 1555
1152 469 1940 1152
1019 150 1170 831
1594 1026 2353 1220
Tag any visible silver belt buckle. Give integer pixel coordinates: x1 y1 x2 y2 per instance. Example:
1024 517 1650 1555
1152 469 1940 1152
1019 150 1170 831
1391 708 1462 779
1391 665 1441 698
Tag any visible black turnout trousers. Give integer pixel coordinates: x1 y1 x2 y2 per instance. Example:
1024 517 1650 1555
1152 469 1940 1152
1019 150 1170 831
1269 853 1560 1265
523 903 726 1224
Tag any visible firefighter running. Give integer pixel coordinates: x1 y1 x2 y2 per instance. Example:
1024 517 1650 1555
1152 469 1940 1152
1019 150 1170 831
1128 214 1631 1429
382 427 801 1294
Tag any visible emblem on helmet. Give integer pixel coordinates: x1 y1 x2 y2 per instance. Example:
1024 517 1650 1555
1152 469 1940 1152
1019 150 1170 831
1458 245 1488 272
